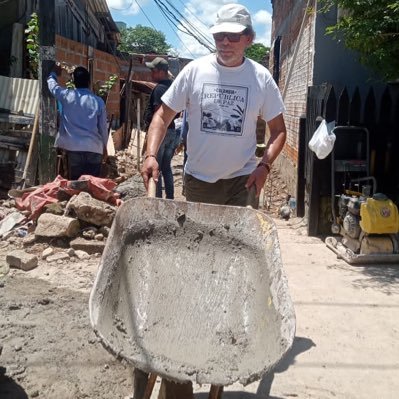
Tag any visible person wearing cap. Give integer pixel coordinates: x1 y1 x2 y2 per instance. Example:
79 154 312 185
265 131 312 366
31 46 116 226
143 56 180 199
141 5 286 397
47 65 108 180
142 3 286 208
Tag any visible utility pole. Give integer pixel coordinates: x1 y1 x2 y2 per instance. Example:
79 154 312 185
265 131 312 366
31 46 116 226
38 0 57 183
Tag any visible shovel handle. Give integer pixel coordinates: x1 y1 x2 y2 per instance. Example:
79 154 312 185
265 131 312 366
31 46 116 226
148 177 156 198
246 184 257 208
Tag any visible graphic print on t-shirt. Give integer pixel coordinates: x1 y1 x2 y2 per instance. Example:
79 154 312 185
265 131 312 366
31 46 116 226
200 83 248 136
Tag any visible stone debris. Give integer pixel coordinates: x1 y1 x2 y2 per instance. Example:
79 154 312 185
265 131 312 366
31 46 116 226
42 247 54 259
75 250 90 260
46 252 70 263
83 228 97 239
6 250 39 271
35 213 80 238
22 234 36 246
70 237 106 255
95 233 104 241
68 192 116 227
67 248 75 257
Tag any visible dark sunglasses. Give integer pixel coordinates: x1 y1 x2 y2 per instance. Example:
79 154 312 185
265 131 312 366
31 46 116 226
213 32 243 43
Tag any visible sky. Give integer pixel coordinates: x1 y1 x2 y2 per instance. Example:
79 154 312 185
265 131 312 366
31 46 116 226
105 0 273 59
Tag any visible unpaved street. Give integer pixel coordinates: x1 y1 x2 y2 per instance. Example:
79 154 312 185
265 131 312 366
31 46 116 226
1 155 398 398
0 256 133 399
1 218 399 399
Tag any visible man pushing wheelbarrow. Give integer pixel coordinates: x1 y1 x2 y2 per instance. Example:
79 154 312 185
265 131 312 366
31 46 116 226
90 4 295 399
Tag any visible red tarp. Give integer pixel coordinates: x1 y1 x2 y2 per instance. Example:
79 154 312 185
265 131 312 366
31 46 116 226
15 175 122 220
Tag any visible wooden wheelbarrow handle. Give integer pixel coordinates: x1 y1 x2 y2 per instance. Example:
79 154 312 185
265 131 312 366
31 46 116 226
148 177 156 199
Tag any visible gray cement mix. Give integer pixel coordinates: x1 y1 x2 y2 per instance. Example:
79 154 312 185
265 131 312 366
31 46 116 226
90 198 295 386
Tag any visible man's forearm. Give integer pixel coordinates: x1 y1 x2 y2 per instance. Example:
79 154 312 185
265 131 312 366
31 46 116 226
146 104 177 157
262 114 287 165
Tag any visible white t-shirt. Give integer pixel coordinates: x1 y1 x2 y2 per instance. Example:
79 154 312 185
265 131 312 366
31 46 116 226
161 54 285 183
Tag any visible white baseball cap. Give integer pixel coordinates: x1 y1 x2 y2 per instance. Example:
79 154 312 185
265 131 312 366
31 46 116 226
209 4 252 34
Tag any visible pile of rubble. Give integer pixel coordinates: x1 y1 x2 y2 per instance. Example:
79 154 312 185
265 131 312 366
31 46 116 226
0 172 147 274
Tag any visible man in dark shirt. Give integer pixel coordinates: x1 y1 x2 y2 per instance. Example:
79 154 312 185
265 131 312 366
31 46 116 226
143 57 179 199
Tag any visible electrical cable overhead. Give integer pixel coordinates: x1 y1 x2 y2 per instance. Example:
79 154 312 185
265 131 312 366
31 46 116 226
133 0 158 30
158 0 215 50
174 0 210 30
152 0 215 53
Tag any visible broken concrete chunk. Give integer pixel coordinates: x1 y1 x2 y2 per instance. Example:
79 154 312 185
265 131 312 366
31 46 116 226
94 233 104 241
83 230 96 239
67 192 116 227
6 250 38 271
42 247 54 259
22 234 36 246
46 252 70 263
74 250 90 260
35 214 80 238
70 237 105 255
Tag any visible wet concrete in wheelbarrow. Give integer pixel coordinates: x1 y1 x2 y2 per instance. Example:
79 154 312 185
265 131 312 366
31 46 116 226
89 198 296 386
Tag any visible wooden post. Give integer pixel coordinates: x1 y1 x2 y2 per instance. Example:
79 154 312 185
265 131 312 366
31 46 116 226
123 58 133 148
38 0 57 183
136 98 141 170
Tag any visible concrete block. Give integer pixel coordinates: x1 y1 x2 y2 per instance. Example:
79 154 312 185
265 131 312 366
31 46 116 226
35 214 80 238
70 237 105 255
67 192 116 227
6 250 38 271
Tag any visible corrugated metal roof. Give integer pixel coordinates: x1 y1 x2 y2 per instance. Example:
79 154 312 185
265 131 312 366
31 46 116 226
0 76 39 117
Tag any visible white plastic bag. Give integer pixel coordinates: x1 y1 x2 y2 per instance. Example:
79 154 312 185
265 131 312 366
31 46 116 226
308 119 336 159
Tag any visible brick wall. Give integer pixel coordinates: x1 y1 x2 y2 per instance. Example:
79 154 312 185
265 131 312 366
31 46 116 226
270 0 315 196
55 35 128 120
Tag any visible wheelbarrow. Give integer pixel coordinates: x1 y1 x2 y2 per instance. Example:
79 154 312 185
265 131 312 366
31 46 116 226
89 183 296 397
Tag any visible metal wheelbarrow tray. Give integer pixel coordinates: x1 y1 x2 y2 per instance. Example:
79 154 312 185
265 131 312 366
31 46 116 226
89 198 295 386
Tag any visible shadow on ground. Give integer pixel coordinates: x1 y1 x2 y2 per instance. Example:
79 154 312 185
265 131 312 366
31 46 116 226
352 264 399 295
195 336 315 399
328 261 399 296
0 369 28 399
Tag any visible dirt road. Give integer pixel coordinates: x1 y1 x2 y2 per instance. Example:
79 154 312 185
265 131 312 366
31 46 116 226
0 254 134 399
2 218 399 399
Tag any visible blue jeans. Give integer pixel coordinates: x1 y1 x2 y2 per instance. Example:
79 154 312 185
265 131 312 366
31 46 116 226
156 129 179 199
66 151 102 180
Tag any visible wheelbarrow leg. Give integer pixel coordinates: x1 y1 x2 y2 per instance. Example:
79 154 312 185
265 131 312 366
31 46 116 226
208 385 223 399
142 373 157 399
158 379 194 399
132 369 156 399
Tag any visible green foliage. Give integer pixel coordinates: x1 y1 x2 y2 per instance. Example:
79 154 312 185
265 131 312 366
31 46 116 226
97 74 119 97
25 13 39 79
118 25 171 54
320 0 399 81
245 43 270 65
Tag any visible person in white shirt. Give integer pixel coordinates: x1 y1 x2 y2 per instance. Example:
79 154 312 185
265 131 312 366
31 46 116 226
142 4 286 206
141 3 286 208
141 5 287 396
